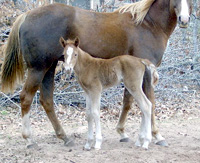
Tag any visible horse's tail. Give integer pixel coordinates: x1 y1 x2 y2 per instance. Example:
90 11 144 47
1 13 27 93
142 59 159 88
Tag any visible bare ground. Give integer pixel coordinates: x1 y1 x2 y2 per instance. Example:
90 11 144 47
1 105 200 163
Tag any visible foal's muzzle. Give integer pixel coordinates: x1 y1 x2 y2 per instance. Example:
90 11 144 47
63 63 73 72
178 15 190 28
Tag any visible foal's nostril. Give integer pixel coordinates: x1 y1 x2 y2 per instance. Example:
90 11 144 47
178 16 181 22
188 16 190 22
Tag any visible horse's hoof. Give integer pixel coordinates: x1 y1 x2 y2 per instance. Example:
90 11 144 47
27 143 39 149
120 137 129 142
64 138 75 147
156 140 168 146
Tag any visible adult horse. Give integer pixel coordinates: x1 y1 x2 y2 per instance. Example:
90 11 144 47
1 0 192 148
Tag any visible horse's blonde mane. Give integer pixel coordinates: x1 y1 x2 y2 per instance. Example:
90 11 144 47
117 0 155 25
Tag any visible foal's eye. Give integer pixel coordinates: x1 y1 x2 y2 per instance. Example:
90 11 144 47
75 54 78 56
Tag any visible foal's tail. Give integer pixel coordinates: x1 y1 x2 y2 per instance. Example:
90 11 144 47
1 13 27 93
142 59 159 88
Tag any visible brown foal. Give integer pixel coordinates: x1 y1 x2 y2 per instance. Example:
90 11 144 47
60 37 159 150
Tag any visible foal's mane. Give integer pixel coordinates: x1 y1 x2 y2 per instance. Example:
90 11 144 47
117 0 155 25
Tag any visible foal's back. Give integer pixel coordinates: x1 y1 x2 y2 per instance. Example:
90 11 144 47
60 37 148 91
84 55 146 90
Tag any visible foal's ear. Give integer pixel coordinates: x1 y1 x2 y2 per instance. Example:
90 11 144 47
59 37 66 48
74 37 80 47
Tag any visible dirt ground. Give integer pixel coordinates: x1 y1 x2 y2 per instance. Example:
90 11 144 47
0 105 200 163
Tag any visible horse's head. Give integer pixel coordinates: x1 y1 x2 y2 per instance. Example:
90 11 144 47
170 0 192 28
60 37 80 71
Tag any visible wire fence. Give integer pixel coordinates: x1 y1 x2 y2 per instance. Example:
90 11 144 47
0 0 199 114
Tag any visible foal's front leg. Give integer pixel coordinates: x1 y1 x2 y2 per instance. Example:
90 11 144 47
84 92 102 150
92 93 102 150
84 95 94 150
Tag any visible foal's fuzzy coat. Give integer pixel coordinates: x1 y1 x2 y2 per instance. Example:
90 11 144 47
60 37 159 150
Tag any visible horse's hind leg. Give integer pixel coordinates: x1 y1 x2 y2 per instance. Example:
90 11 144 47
20 69 44 148
39 61 73 146
116 88 133 142
142 78 167 146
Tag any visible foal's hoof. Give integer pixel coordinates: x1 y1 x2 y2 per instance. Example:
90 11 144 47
120 137 129 142
94 147 101 151
83 145 91 151
27 143 39 149
64 138 75 147
156 140 168 147
83 147 91 151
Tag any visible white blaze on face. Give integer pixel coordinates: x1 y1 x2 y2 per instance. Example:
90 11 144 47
180 0 190 23
66 47 74 64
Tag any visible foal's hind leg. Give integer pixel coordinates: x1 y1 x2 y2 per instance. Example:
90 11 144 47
116 88 133 142
129 88 152 149
142 79 167 146
20 69 44 148
39 61 73 146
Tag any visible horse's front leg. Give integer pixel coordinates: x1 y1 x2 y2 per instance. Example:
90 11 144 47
116 88 133 142
143 77 167 146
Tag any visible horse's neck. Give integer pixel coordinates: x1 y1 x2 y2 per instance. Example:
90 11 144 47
74 48 93 75
147 0 177 37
